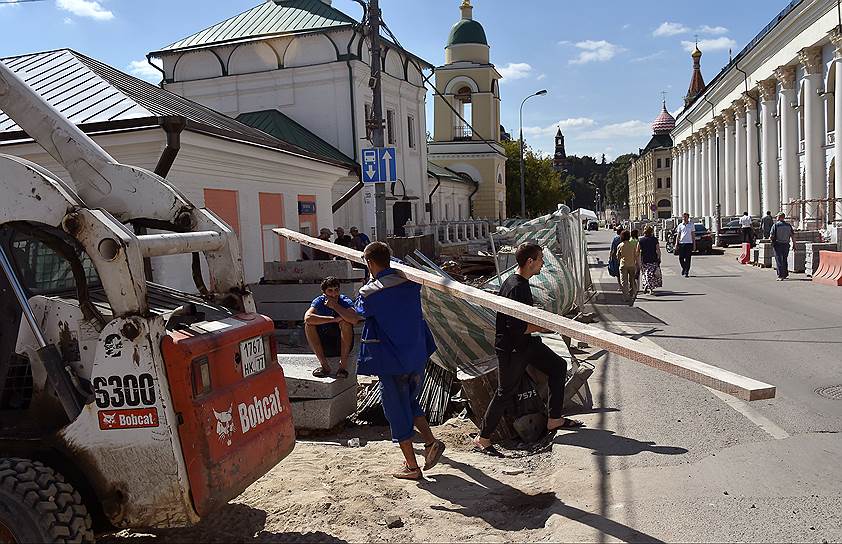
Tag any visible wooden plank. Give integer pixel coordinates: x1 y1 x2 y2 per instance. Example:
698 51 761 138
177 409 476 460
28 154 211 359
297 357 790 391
273 229 776 401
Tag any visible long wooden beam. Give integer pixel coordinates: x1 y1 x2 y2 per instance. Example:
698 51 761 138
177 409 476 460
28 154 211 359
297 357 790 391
274 228 776 401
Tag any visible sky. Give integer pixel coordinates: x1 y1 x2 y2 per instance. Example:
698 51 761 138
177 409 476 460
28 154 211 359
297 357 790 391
0 0 790 161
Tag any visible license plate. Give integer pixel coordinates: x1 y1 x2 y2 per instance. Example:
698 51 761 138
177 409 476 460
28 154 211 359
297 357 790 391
239 337 266 378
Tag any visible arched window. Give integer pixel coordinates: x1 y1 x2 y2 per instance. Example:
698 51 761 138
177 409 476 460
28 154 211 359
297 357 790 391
454 86 473 141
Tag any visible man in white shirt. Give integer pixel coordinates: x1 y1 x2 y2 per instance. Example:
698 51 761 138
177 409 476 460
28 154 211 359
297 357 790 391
675 213 696 278
738 212 754 244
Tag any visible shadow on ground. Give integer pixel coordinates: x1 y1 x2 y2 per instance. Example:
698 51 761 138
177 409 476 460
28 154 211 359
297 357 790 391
553 428 689 457
419 457 665 542
98 504 347 544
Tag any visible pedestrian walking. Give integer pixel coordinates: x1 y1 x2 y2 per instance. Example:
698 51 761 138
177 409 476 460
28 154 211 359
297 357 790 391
739 212 754 244
349 226 371 251
761 211 775 240
638 226 662 295
473 242 583 457
616 231 640 305
676 213 696 277
770 213 795 281
608 226 623 285
329 242 444 480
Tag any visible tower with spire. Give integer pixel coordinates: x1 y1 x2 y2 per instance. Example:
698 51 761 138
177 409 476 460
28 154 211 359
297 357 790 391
553 127 567 172
684 42 706 106
428 0 508 220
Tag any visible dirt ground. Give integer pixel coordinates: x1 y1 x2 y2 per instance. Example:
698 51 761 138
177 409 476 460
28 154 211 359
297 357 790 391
100 415 583 543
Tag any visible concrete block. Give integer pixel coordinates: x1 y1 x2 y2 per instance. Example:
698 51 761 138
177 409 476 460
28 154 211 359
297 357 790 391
805 243 838 277
264 260 365 282
280 354 357 400
756 243 773 268
787 249 806 273
290 385 358 430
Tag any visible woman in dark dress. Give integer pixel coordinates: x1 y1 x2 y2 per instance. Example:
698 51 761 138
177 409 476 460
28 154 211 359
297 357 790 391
638 226 662 294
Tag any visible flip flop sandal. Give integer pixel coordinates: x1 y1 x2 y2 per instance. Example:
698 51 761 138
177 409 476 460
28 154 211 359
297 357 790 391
392 463 422 480
471 443 505 458
549 418 585 431
423 440 445 470
312 367 330 378
335 368 349 379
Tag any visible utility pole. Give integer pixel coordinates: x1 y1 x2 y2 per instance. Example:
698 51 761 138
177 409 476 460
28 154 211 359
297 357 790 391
366 0 388 241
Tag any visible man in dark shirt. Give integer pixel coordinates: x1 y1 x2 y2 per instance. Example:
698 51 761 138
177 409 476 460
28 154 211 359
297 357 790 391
474 243 583 453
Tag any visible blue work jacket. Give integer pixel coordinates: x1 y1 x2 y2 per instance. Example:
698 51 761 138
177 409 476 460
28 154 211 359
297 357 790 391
354 268 436 376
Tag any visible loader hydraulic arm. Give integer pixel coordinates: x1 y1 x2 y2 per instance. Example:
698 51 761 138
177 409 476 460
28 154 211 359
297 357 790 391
0 60 253 311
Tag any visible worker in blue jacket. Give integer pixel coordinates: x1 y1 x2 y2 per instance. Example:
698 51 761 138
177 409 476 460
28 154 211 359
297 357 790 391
326 241 445 480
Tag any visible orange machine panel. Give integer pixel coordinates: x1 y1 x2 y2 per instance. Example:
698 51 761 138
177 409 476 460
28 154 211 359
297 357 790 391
161 314 295 517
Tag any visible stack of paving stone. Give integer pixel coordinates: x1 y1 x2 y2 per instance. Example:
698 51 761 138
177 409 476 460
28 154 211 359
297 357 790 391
279 349 359 430
805 242 838 277
755 240 773 268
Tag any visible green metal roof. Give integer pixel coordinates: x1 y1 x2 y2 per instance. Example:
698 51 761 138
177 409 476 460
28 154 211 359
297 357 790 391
427 161 474 184
447 19 488 47
157 0 355 53
236 109 356 168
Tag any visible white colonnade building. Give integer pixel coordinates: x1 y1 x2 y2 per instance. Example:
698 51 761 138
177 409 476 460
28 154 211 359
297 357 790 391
671 0 842 229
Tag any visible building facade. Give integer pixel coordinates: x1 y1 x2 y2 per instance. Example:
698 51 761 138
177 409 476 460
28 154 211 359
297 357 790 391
627 103 675 220
671 0 842 229
428 0 508 220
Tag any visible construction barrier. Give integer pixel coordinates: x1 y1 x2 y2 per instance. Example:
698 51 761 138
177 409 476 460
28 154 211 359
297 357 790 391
811 250 842 286
738 242 751 264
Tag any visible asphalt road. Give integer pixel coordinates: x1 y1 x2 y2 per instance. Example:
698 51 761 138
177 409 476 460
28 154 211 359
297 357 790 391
545 228 842 543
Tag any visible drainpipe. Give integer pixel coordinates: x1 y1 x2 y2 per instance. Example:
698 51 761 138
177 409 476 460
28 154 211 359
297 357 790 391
333 7 366 213
467 176 479 218
154 116 187 177
140 116 186 282
145 53 167 87
428 175 441 222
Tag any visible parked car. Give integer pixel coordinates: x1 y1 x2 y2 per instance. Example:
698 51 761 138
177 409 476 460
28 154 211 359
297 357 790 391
717 217 761 247
694 223 714 253
587 220 599 231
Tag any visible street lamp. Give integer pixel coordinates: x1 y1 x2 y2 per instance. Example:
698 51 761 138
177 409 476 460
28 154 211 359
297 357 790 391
519 89 548 218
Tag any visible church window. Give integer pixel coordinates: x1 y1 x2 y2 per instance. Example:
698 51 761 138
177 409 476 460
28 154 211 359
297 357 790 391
407 115 416 149
656 158 662 169
657 178 662 189
666 177 671 188
665 157 671 167
386 110 396 145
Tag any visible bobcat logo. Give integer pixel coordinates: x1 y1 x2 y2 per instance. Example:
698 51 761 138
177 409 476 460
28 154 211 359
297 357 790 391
213 405 235 446
102 413 116 427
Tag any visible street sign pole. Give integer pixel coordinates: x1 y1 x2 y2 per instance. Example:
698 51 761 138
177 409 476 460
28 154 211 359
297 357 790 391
368 0 387 241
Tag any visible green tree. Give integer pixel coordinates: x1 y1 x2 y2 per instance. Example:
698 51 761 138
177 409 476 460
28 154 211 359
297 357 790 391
606 153 636 208
502 140 573 217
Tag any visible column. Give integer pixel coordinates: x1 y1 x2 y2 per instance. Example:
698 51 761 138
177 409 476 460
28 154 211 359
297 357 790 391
694 135 703 217
678 144 686 215
734 99 748 214
699 128 709 217
775 65 799 218
759 78 781 214
831 29 842 222
723 108 737 216
685 142 692 215
714 116 726 221
744 92 761 216
800 45 826 223
708 122 718 217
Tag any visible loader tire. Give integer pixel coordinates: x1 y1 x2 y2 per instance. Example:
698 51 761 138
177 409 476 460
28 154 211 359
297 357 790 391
0 457 94 544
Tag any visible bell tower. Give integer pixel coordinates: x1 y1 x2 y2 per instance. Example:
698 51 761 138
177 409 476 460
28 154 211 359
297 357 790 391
428 0 508 220
553 127 566 172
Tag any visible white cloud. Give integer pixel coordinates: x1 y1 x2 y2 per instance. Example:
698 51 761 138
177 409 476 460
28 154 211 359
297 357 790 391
557 40 572 46
631 51 666 63
653 22 690 37
536 73 547 81
569 40 625 65
682 37 736 52
55 0 113 20
699 25 728 35
580 120 651 140
63 17 74 24
523 118 596 138
127 59 162 83
498 62 533 81
0 0 20 8
622 24 631 30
